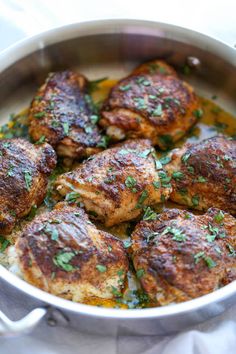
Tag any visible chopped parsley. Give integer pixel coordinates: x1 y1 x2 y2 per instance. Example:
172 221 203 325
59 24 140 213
205 223 226 242
194 251 205 263
133 97 147 110
97 135 110 148
192 195 199 207
136 269 145 279
194 252 216 269
226 243 236 257
44 225 59 241
26 204 37 221
153 181 160 189
196 176 207 183
142 207 157 221
138 149 152 158
181 153 191 164
7 164 15 177
90 115 99 124
96 264 107 273
153 103 163 116
35 135 46 144
84 126 93 134
24 170 32 191
214 211 224 224
204 256 216 269
136 190 148 209
125 176 137 192
53 251 77 272
159 155 171 165
34 112 45 119
65 191 80 203
163 226 187 242
111 286 122 298
193 109 203 119
62 122 69 135
119 84 131 91
172 171 184 180
187 166 195 174
158 171 172 188
123 239 132 249
0 235 11 252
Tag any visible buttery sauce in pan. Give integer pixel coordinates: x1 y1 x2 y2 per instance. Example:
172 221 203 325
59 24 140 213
0 78 235 309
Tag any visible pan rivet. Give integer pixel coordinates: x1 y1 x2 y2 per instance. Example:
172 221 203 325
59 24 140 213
186 56 201 68
47 317 57 327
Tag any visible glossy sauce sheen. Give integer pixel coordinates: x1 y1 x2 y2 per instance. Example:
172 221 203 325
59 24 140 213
0 78 235 309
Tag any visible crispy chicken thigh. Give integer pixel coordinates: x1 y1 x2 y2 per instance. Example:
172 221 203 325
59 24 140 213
165 135 236 215
13 202 128 302
29 70 102 159
55 139 172 226
100 60 200 149
0 138 56 235
131 208 236 305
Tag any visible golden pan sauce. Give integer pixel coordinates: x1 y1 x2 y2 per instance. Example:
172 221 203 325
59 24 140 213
0 79 235 309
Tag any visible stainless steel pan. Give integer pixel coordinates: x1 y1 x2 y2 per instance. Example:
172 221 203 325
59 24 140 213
0 19 235 337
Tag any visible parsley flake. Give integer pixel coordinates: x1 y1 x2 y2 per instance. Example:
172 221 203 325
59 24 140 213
96 264 107 272
136 269 145 279
65 191 80 203
142 207 157 221
136 190 148 208
53 251 77 272
24 171 32 191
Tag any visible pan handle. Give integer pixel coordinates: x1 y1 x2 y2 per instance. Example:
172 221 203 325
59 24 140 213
0 307 47 336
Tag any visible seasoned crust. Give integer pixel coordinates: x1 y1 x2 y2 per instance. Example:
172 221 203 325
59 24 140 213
55 139 172 226
15 202 128 302
165 135 236 215
0 138 56 235
131 208 236 305
29 70 102 159
100 60 199 149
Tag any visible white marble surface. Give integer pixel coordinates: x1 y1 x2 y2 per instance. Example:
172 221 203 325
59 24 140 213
0 1 235 353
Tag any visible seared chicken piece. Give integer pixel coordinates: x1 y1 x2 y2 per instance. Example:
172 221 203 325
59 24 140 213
13 202 128 302
100 60 200 149
0 138 56 235
131 208 236 305
29 70 103 159
55 139 172 226
165 135 236 215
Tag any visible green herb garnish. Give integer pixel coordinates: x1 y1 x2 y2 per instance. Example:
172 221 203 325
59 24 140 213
214 211 224 224
62 122 69 135
136 190 148 208
96 264 107 273
172 171 184 180
65 191 80 203
24 170 32 191
192 195 199 207
136 269 145 279
53 251 77 272
34 112 45 119
142 207 157 221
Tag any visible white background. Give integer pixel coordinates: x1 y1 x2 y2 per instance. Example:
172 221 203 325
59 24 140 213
0 1 235 353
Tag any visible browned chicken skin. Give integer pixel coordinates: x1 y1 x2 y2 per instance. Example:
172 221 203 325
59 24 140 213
0 138 56 235
100 60 200 149
14 202 128 302
55 139 172 226
29 70 103 159
131 208 236 305
165 135 236 215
